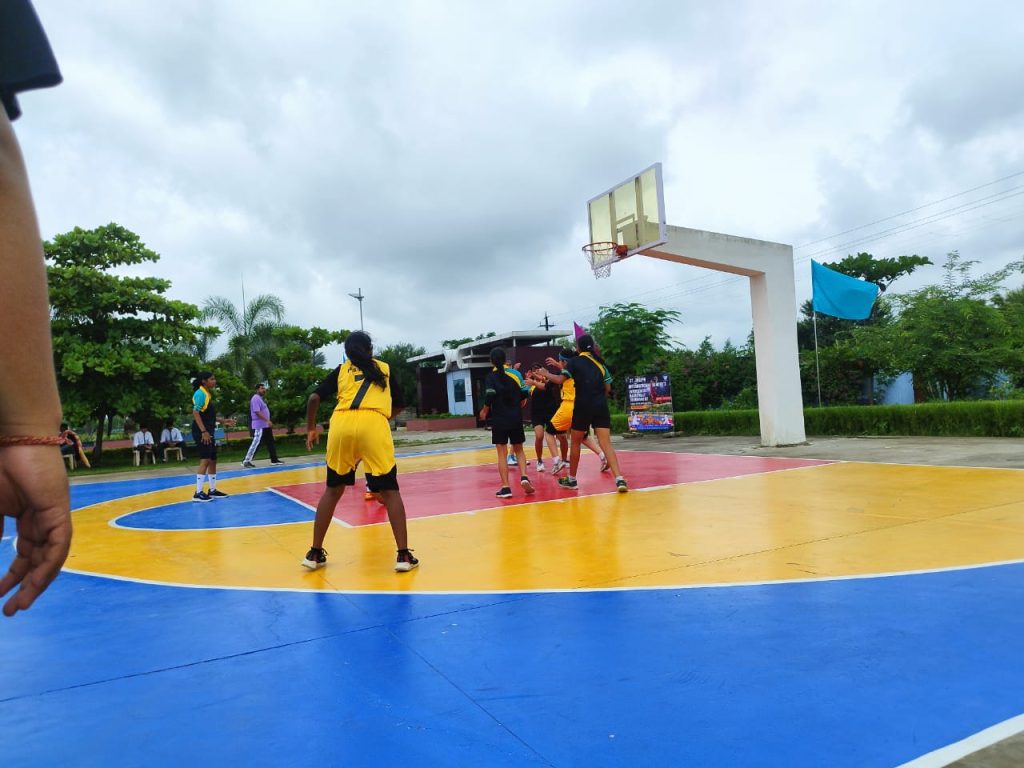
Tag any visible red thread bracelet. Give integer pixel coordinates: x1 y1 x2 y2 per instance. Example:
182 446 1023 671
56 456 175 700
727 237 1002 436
0 436 65 447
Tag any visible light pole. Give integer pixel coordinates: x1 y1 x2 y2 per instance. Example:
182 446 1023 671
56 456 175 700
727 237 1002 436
348 288 364 330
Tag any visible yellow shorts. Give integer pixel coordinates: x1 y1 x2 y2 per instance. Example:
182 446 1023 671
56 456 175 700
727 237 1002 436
548 401 573 434
325 409 396 478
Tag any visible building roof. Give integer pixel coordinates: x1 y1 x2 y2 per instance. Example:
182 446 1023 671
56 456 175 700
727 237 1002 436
407 329 572 370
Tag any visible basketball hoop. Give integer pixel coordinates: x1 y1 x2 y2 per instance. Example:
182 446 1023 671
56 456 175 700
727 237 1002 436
582 241 628 279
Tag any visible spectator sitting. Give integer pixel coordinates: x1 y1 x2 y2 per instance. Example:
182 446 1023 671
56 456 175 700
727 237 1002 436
132 426 155 462
158 419 185 461
58 422 91 468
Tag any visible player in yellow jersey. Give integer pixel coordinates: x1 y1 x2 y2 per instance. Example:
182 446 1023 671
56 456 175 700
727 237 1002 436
301 331 418 573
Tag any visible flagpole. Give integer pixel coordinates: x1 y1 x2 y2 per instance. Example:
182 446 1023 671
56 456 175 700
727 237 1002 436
813 311 822 408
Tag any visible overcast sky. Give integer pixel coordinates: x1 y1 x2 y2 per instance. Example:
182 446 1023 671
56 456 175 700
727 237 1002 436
16 0 1024 359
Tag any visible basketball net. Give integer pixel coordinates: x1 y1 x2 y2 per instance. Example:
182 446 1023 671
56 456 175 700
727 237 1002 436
582 241 626 280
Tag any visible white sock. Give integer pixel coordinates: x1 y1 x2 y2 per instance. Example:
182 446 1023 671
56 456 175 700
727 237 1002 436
208 474 217 491
196 475 204 494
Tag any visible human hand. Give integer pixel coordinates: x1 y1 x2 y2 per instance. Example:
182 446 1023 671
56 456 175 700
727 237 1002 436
0 446 72 617
305 428 320 451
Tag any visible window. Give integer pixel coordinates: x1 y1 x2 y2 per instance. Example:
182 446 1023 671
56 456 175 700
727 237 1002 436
453 379 466 403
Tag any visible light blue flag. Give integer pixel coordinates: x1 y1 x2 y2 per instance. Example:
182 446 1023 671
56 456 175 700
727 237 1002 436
811 260 879 320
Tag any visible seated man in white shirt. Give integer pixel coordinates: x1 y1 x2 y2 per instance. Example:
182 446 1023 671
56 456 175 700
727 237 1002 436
158 419 185 461
132 426 156 463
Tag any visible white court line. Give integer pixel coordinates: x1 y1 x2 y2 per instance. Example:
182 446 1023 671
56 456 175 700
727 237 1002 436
266 486 353 529
106 489 312 532
893 711 1024 768
62 555 1024 596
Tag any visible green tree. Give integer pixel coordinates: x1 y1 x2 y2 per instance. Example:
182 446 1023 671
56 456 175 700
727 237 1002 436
866 252 1023 400
587 303 681 404
378 342 427 410
46 224 206 460
441 331 495 349
662 335 757 411
993 287 1024 387
202 293 286 383
266 326 349 431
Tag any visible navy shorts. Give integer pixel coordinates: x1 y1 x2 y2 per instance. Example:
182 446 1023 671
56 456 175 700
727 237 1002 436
492 424 526 446
327 464 399 492
571 400 611 433
191 427 217 460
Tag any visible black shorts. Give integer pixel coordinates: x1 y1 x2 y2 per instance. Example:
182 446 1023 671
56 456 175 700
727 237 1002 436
491 423 526 446
531 411 556 429
327 464 399 492
192 427 217 460
0 0 62 120
571 400 611 432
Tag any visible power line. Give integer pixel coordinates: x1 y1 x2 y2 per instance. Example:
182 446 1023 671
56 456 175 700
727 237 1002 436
793 170 1024 249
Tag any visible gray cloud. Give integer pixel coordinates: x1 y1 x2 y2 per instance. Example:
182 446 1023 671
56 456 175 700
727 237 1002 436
16 0 1024 357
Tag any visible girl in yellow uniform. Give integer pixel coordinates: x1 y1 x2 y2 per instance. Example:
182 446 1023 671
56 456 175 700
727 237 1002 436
302 331 418 573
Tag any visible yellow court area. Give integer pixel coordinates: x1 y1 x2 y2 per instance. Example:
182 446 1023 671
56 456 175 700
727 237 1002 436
66 449 1024 593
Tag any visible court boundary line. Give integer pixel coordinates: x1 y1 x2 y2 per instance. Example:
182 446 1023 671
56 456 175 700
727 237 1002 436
892 711 1024 768
60 555 1024 596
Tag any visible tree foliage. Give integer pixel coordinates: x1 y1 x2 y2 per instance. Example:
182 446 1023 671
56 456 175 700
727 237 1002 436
441 331 495 349
864 252 1024 400
266 326 349 431
378 342 427 410
46 224 206 459
202 293 286 383
587 303 680 403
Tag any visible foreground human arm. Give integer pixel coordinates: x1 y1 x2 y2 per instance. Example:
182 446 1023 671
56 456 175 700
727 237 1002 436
0 113 71 617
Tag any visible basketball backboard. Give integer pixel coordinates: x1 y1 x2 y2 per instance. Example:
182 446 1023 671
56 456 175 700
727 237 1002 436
586 162 667 258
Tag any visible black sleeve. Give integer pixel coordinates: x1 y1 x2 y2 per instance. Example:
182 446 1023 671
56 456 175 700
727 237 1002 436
313 366 341 400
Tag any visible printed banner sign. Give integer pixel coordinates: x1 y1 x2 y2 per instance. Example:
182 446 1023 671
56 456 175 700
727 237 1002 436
626 374 674 432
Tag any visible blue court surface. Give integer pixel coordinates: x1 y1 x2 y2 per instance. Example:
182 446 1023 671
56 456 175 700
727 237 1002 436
2 447 1023 767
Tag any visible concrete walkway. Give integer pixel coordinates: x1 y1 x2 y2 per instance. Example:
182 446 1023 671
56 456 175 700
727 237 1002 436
71 429 1024 485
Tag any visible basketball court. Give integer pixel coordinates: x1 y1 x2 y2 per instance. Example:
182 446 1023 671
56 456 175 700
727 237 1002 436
4 165 1021 766
3 441 1024 767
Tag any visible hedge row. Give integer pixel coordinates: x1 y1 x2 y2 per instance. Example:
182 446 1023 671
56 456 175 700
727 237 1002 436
613 401 1024 438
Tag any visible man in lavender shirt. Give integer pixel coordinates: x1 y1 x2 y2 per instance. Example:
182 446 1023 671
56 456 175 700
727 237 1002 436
242 383 283 468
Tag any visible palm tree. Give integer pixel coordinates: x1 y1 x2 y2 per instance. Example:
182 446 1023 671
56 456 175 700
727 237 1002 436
202 294 285 383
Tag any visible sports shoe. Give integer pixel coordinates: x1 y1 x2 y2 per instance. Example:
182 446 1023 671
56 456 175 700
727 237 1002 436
301 547 328 570
507 454 518 466
552 458 567 475
241 460 256 469
616 477 628 493
558 476 578 490
495 487 513 499
536 460 545 472
521 476 535 494
599 453 610 472
270 460 285 466
208 489 229 499
192 491 212 503
395 549 419 572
